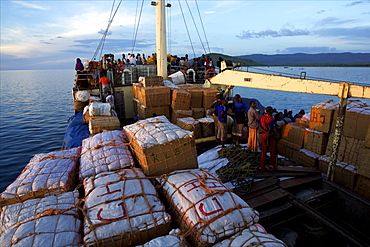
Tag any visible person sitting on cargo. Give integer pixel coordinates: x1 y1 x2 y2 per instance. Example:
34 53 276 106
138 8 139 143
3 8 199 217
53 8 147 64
259 106 278 172
106 92 115 111
215 99 228 147
293 109 305 121
247 100 260 152
231 94 247 146
75 58 84 73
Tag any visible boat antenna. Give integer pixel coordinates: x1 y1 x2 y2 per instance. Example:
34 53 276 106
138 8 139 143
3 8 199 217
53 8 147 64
184 0 207 55
131 0 145 54
195 0 211 54
91 0 122 61
178 0 196 58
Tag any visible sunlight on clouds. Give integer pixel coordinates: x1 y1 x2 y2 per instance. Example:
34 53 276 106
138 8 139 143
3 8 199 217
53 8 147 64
13 1 48 10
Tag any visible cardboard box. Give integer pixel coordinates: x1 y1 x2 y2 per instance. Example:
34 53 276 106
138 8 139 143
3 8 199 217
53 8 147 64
192 107 205 119
277 139 301 160
298 149 320 168
171 108 193 123
309 107 334 133
137 86 171 107
325 134 364 166
303 128 328 155
125 119 198 176
89 116 121 135
137 104 170 120
187 89 203 108
132 83 142 99
354 175 370 200
331 109 370 141
202 88 219 108
365 125 370 148
171 89 191 110
281 122 308 147
318 155 330 174
176 117 202 139
358 146 370 178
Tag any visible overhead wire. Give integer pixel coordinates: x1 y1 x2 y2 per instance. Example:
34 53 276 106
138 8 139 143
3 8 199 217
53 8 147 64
195 0 211 54
131 0 145 54
178 0 196 58
184 0 207 55
92 0 122 61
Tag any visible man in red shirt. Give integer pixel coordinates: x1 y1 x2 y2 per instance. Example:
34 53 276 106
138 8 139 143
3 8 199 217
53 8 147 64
99 76 110 94
259 106 278 172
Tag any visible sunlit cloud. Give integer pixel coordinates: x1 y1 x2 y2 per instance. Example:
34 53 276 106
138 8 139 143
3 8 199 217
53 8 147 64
13 1 48 10
236 28 310 39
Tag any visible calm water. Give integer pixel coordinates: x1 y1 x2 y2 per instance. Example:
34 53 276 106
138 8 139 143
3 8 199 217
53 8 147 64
0 67 369 192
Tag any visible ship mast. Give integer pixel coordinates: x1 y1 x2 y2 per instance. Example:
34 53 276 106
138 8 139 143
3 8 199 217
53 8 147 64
154 0 168 79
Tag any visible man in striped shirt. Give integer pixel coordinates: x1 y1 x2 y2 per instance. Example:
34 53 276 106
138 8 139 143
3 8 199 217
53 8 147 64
259 106 278 172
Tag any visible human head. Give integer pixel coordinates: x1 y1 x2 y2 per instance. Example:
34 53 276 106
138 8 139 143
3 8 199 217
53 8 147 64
221 99 227 106
216 93 224 100
250 100 256 108
265 106 273 115
299 109 305 115
234 94 241 101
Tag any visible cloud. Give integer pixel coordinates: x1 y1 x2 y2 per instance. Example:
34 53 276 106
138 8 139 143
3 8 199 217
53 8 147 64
236 28 310 39
98 29 112 35
276 47 338 54
346 0 370 7
315 17 353 27
316 10 326 14
13 1 48 10
40 41 54 45
315 26 370 39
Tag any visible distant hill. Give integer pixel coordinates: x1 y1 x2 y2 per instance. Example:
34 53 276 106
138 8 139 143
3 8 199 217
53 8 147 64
207 53 263 66
234 53 370 66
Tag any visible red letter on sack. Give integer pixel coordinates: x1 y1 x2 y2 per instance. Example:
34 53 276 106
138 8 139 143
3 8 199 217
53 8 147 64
97 202 127 221
199 197 224 216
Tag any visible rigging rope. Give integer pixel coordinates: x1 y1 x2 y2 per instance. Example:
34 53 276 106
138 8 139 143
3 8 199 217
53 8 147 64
195 0 211 54
131 0 145 54
178 0 196 58
92 0 122 61
185 0 207 56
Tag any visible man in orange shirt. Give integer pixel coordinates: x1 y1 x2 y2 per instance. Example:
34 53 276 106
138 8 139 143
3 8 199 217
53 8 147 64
99 76 110 94
259 106 278 172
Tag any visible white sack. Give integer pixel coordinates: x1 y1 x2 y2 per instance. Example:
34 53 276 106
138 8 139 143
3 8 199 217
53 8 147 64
158 169 259 245
137 229 183 247
0 191 82 247
123 116 193 149
80 130 134 179
75 90 90 102
83 168 171 246
0 148 80 206
213 224 286 247
89 102 111 116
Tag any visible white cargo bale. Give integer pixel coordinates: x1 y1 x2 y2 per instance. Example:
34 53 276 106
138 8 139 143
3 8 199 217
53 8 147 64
80 130 134 179
0 191 82 246
158 169 259 246
0 148 80 207
213 224 286 247
137 229 184 247
75 90 90 102
89 102 111 116
83 168 171 246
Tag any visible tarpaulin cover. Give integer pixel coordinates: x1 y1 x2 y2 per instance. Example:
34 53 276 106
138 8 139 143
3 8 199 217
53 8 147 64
0 148 80 206
213 224 286 247
0 191 82 246
62 112 90 149
80 130 134 179
83 168 171 246
158 169 259 246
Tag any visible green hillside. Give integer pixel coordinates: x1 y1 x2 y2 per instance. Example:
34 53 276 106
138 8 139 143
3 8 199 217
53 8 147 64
207 53 263 66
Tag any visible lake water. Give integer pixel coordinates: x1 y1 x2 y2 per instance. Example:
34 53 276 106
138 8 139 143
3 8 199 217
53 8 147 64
0 67 369 192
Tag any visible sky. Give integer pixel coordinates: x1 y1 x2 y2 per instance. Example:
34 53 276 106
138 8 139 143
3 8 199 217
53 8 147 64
1 0 370 70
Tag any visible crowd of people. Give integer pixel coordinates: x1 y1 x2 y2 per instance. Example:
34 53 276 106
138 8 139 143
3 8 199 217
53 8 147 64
210 93 305 172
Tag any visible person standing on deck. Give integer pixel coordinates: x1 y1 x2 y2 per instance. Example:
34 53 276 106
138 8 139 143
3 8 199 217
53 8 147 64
259 106 278 172
99 76 110 96
215 99 228 147
231 94 247 146
210 93 224 142
106 92 115 111
75 58 84 73
247 100 260 152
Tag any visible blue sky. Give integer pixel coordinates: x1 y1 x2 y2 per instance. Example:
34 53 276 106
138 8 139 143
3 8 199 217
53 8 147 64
1 0 369 70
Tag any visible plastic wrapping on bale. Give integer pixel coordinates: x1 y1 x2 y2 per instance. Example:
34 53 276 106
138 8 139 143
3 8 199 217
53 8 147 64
89 102 111 116
80 130 134 179
198 118 215 137
0 148 80 207
83 168 171 246
75 90 91 102
177 117 202 139
213 224 286 247
0 191 82 246
123 116 198 176
136 229 185 247
158 169 260 246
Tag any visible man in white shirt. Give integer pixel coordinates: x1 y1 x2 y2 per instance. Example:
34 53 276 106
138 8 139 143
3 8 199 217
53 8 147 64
106 92 115 111
247 101 260 152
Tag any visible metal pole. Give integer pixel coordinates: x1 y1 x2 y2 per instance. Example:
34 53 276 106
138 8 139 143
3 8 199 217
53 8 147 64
327 83 349 181
155 0 168 79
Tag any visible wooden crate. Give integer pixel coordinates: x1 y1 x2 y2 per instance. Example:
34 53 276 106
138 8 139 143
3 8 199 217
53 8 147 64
171 108 193 123
171 89 191 110
89 116 120 135
202 88 219 109
137 86 171 107
192 107 205 119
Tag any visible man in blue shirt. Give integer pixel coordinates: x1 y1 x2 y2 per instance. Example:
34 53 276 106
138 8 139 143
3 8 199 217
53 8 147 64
216 100 228 147
231 94 247 145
